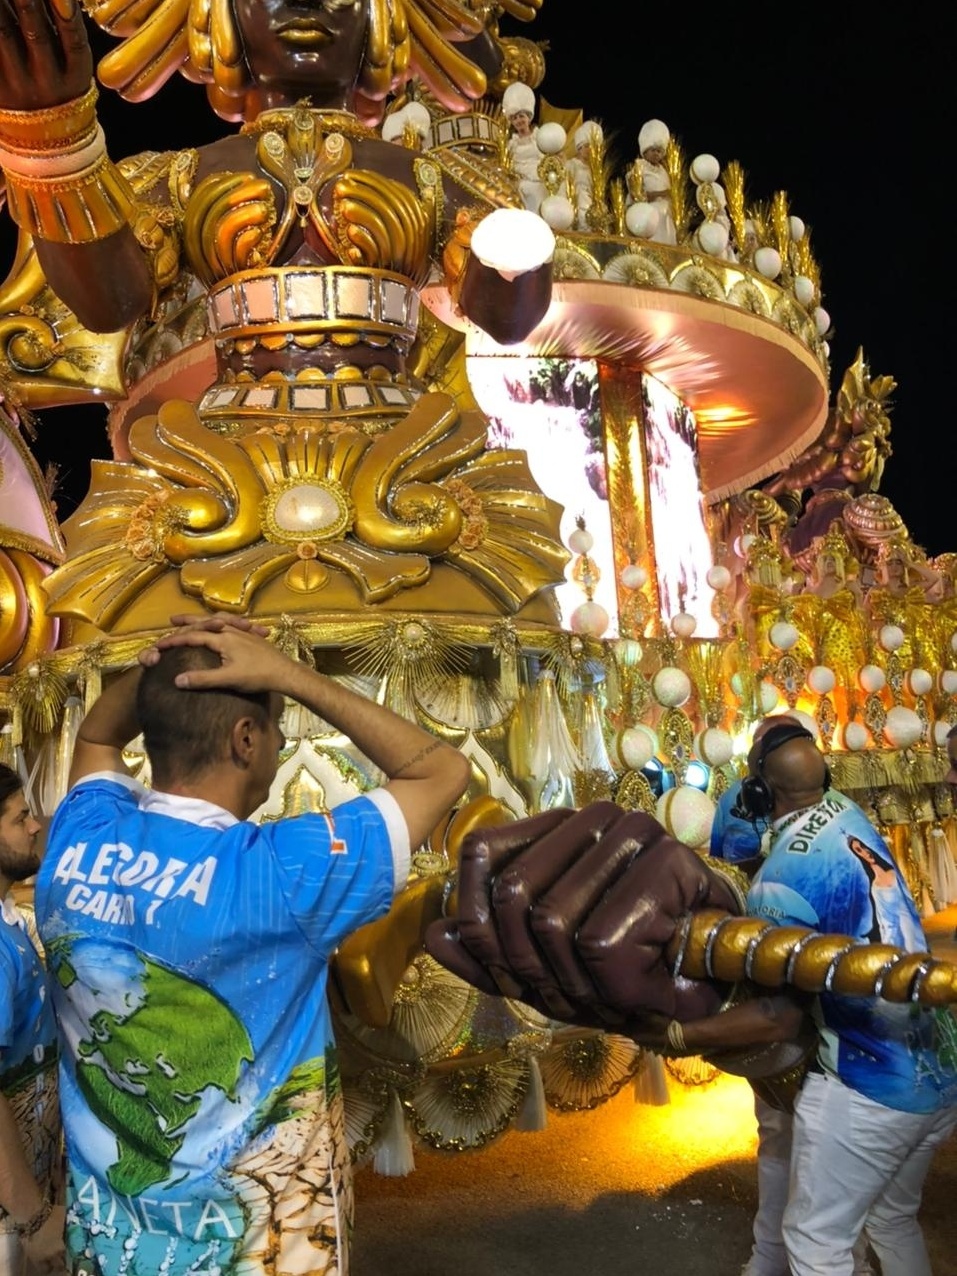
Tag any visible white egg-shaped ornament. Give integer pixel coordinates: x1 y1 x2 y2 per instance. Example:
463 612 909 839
733 532 755 560
570 599 609 638
706 564 732 591
697 221 729 256
843 722 870 752
690 153 721 183
879 623 905 652
567 525 594 555
652 666 692 707
951 631 957 655
933 720 954 748
758 681 781 713
769 621 800 651
789 215 806 242
730 672 745 698
908 668 933 697
883 705 923 749
624 201 660 239
536 121 567 155
670 612 698 638
941 670 957 695
617 724 659 771
793 274 815 307
807 665 836 695
656 786 715 850
859 664 886 694
814 306 831 336
539 194 575 232
694 727 734 768
614 637 643 667
619 563 648 589
791 709 820 741
754 247 782 279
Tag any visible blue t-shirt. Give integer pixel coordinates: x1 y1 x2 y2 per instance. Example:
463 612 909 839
34 773 402 1276
709 780 768 862
748 791 957 1114
0 896 60 1226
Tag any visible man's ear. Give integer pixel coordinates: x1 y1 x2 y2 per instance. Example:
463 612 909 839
229 716 259 766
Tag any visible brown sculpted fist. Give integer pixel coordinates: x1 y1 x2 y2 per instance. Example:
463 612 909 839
0 0 93 110
425 802 742 1028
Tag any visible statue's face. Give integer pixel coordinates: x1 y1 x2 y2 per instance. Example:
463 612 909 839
233 0 369 99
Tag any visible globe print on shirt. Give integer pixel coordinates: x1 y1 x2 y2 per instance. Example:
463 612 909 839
48 937 348 1275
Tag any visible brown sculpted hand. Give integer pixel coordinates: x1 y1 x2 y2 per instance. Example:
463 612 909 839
425 802 742 1026
0 0 93 110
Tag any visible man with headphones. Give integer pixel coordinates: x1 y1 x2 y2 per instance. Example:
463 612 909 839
710 714 803 871
710 719 872 1276
748 725 957 1276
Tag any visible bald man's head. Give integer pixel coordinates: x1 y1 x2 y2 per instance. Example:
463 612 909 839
747 713 801 774
761 734 830 812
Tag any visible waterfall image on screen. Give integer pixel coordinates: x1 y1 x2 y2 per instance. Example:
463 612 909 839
465 356 619 635
641 376 718 637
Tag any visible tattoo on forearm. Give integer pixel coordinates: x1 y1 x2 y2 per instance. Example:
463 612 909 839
392 740 442 776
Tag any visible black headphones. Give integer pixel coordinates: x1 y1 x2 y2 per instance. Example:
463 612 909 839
734 724 831 822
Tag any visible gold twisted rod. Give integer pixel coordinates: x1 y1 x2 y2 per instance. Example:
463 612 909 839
669 909 957 1007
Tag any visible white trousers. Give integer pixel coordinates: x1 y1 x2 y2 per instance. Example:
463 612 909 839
783 1071 956 1276
743 1095 876 1276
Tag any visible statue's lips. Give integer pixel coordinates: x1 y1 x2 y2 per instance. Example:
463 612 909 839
274 23 333 46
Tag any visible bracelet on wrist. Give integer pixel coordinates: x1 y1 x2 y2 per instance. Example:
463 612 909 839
16 1197 53 1239
666 1018 687 1054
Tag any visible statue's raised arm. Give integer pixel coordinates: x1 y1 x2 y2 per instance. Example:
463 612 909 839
0 0 153 329
0 0 552 342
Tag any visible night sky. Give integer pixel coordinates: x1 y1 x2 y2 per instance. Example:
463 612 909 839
5 5 953 553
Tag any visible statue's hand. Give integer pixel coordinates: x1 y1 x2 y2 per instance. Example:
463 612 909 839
426 803 740 1027
0 0 93 112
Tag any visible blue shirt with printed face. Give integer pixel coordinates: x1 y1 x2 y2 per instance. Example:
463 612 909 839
34 773 402 1276
747 790 957 1115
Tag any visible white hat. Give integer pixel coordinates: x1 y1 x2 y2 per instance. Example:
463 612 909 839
574 120 603 150
638 118 670 154
503 82 536 118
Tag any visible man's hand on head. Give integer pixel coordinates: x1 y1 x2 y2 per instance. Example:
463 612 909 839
145 617 296 695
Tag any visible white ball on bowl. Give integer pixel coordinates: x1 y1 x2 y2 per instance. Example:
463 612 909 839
652 666 692 707
624 201 660 238
617 724 659 771
536 122 567 155
884 705 923 749
690 153 721 183
656 785 716 849
859 664 886 694
908 668 933 697
807 665 836 695
694 727 734 767
879 624 905 652
754 247 782 279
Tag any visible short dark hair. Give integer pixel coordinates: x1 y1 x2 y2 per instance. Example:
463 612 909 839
0 761 23 813
947 724 957 742
136 647 272 787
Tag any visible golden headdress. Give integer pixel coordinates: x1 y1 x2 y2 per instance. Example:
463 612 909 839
81 0 530 122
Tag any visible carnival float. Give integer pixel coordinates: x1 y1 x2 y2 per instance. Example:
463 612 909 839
2 0 957 1172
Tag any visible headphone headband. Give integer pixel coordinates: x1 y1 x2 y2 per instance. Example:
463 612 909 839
756 724 815 770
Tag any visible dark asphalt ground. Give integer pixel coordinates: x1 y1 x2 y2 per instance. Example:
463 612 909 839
352 907 957 1276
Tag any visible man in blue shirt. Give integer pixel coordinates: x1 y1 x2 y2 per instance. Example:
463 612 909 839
0 762 63 1275
34 615 470 1276
747 727 957 1276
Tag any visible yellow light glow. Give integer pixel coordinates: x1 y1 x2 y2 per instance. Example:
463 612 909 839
616 1073 758 1185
